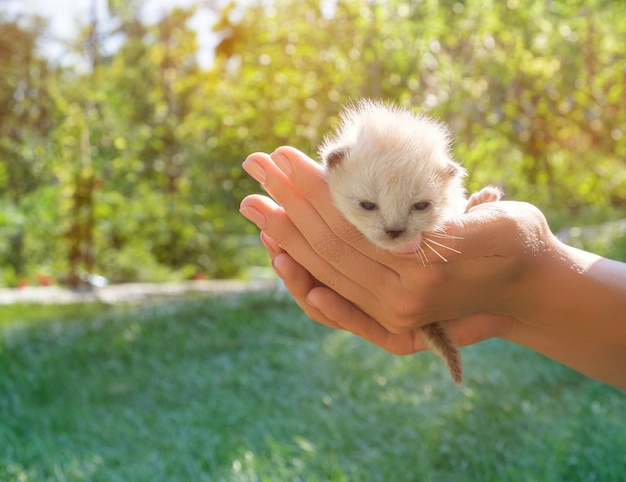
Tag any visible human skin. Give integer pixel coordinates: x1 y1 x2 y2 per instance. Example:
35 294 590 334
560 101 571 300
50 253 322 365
239 146 626 391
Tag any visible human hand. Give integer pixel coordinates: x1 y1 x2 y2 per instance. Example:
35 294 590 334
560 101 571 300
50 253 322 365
239 146 557 354
240 146 626 389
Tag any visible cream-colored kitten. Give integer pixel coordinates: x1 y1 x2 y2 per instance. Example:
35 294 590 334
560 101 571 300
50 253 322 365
319 99 502 384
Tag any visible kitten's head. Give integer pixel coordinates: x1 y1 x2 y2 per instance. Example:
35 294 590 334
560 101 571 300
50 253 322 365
320 99 467 252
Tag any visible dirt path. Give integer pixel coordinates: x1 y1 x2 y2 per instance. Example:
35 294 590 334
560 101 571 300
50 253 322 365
0 279 282 305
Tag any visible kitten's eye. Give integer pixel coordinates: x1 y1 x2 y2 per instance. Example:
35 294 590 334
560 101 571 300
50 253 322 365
359 201 378 211
412 201 431 211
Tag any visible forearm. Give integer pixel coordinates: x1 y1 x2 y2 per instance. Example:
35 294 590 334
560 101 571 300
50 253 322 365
508 240 626 390
528 241 626 345
504 323 626 391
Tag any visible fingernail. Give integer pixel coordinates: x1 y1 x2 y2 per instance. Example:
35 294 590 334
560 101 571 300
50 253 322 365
239 206 266 227
259 232 276 257
271 257 284 278
272 252 291 279
271 151 292 176
242 158 266 183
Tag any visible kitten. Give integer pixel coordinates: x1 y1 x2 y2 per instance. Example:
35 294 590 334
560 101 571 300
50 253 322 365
319 99 502 384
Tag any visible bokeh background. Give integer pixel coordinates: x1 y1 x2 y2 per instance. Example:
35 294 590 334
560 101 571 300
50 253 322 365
1 0 625 287
1 2 625 480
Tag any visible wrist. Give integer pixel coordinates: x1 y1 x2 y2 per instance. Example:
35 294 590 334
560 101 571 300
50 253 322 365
511 234 626 346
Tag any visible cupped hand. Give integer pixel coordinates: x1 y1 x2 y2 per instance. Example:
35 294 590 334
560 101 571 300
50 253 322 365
239 146 553 354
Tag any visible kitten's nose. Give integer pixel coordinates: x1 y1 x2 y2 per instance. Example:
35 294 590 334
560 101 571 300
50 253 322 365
385 228 405 240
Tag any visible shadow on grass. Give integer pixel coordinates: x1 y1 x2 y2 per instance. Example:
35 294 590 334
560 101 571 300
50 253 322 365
0 293 624 481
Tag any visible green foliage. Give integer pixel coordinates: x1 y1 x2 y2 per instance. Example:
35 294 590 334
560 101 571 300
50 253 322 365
559 218 626 261
0 0 625 286
0 294 624 480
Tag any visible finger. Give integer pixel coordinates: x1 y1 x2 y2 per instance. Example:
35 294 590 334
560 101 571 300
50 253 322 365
271 253 344 331
258 227 345 331
307 286 427 355
260 231 284 257
445 312 517 347
270 146 340 222
244 149 361 248
240 194 378 307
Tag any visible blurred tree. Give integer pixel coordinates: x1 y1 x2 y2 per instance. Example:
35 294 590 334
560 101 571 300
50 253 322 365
0 15 57 283
0 0 624 286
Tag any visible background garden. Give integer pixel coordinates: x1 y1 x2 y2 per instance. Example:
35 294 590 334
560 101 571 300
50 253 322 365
1 295 625 481
0 0 625 480
0 0 625 287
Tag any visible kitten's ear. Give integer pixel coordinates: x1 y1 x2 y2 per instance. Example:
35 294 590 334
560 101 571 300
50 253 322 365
323 146 348 169
445 161 467 178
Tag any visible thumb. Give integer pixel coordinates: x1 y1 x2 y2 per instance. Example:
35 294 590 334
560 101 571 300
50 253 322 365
441 201 539 262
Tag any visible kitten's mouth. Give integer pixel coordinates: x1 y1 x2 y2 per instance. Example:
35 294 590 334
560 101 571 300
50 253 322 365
390 242 421 255
387 233 422 254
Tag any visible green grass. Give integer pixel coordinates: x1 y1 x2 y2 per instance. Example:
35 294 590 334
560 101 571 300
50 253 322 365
0 293 624 481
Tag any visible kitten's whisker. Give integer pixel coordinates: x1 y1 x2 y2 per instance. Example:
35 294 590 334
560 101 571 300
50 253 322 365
427 232 464 241
422 236 462 254
407 243 428 267
416 246 429 267
423 240 449 262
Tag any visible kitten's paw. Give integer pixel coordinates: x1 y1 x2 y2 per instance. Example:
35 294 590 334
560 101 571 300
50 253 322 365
465 186 503 212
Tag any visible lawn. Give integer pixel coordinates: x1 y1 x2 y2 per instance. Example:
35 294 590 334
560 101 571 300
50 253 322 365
0 293 624 481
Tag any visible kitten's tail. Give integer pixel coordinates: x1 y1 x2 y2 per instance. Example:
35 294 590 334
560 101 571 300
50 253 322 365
420 321 463 385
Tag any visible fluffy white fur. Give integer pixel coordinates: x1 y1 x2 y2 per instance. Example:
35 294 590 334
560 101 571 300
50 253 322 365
319 99 469 252
319 99 502 384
